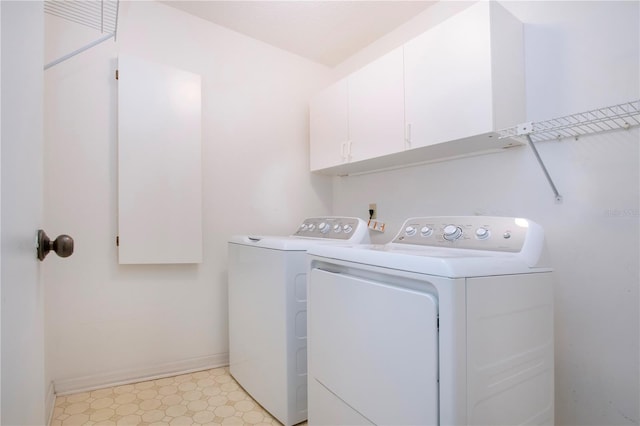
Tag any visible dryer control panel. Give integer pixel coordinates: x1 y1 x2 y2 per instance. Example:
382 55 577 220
392 216 536 253
293 217 368 241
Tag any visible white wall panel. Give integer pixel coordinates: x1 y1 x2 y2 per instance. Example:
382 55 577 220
118 55 202 264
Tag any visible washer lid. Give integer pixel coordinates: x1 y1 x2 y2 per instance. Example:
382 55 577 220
228 217 370 250
308 216 551 277
229 235 365 251
308 243 551 278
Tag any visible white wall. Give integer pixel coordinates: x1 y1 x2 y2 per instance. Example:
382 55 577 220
330 2 639 425
44 0 332 392
1 1 47 424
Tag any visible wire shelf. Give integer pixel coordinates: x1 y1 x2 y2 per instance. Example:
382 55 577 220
45 0 119 35
497 100 639 203
499 100 640 143
44 0 120 70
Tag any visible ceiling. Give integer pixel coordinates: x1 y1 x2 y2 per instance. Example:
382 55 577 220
160 1 436 67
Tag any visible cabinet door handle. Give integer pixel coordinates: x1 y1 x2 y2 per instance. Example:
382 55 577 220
405 123 412 145
346 140 352 161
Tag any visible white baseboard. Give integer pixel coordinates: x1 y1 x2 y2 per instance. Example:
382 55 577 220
53 352 229 396
46 380 56 425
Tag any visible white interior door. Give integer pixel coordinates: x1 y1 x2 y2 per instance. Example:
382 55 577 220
308 268 439 425
1 1 46 424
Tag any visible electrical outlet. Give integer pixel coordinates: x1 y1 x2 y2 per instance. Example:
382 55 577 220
368 203 377 220
368 220 385 232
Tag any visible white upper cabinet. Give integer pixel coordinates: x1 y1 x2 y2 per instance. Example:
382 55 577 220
309 1 525 175
348 47 405 163
404 1 525 149
309 48 404 172
310 79 348 171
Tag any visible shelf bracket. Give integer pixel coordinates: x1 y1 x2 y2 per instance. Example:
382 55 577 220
524 132 563 203
44 32 115 70
516 122 562 203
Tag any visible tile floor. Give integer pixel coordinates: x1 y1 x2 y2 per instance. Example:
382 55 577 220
50 367 302 426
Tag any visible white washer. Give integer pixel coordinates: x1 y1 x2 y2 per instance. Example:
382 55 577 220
307 216 554 426
228 217 370 426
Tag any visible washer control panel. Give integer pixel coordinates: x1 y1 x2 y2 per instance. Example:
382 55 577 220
293 217 367 241
392 216 531 252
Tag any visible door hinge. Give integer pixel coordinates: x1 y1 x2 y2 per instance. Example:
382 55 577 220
115 69 119 80
116 235 119 246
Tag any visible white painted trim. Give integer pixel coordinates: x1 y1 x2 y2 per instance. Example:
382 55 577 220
0 0 3 418
45 381 56 426
53 353 229 396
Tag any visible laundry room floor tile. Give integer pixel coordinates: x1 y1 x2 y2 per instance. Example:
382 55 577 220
50 367 306 426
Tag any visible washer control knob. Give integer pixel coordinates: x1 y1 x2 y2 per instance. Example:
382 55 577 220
318 222 329 234
308 223 316 232
343 224 353 234
503 232 511 239
405 226 417 237
300 224 308 232
420 226 433 237
333 224 342 233
475 227 489 240
443 225 463 241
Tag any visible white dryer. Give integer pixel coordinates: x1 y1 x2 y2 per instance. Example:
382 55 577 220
228 217 370 426
307 216 554 426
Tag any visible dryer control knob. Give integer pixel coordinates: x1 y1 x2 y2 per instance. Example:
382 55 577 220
405 226 417 236
319 222 329 234
443 225 462 241
475 227 490 240
343 224 353 234
300 224 308 231
420 226 433 237
333 224 342 233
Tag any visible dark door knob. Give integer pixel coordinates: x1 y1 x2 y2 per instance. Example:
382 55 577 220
37 230 74 261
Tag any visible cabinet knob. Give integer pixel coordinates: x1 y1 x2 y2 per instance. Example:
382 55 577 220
37 229 74 261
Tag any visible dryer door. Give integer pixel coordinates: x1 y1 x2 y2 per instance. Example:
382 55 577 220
308 268 439 425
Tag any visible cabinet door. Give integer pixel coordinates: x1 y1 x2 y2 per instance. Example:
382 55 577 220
118 55 203 264
309 79 348 171
404 2 493 149
348 47 405 162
